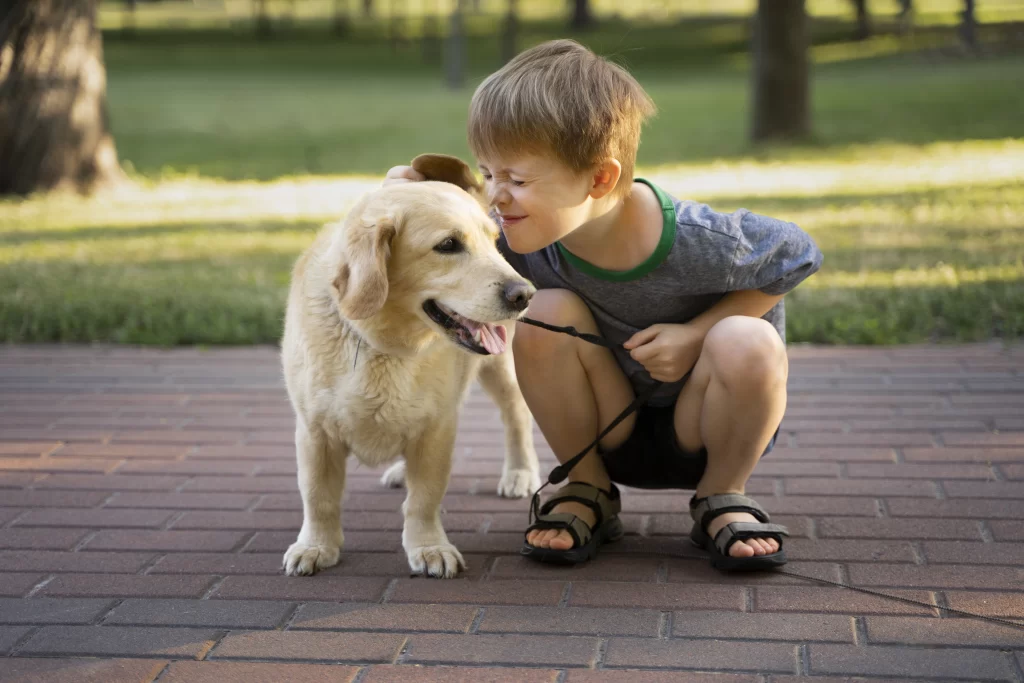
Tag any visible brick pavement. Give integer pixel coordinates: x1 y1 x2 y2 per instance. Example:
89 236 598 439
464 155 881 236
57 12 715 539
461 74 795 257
0 343 1022 682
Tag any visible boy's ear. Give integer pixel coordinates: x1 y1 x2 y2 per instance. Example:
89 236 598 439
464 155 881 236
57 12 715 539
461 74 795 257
411 153 487 206
589 159 623 200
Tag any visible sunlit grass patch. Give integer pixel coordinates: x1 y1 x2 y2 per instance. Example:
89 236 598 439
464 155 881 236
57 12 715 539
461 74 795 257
3 139 1022 344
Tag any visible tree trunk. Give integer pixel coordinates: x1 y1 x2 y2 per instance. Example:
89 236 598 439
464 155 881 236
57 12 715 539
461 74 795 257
750 0 810 143
897 0 914 35
333 0 350 36
570 0 593 30
444 0 465 90
254 0 272 37
363 0 374 17
501 0 518 64
959 0 977 49
852 0 871 40
0 0 122 196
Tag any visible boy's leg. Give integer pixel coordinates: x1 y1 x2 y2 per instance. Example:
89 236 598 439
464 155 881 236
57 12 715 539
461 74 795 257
514 289 635 551
674 316 789 558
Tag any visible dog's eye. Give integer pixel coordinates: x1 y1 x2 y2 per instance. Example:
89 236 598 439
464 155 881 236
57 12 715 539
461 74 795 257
434 237 464 254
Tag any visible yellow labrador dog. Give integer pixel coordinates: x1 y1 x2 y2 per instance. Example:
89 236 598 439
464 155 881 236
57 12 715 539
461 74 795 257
281 155 540 578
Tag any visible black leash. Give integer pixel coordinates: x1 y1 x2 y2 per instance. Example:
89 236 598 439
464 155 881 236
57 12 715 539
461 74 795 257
515 315 1024 633
517 316 663 523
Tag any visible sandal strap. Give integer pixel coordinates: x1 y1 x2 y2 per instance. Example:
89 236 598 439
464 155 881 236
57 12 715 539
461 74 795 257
713 521 790 556
539 482 621 525
525 512 592 548
690 493 770 529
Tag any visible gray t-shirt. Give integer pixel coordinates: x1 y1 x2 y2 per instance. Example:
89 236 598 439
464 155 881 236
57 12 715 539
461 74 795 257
497 178 824 407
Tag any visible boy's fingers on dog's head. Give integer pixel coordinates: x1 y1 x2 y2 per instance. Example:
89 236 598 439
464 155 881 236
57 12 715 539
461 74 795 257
384 166 425 184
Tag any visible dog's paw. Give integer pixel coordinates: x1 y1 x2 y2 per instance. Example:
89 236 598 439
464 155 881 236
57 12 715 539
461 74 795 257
380 461 406 489
498 467 541 499
406 543 466 578
283 541 341 576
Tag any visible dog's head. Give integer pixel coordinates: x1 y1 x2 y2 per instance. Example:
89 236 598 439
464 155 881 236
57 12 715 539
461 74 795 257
327 172 534 355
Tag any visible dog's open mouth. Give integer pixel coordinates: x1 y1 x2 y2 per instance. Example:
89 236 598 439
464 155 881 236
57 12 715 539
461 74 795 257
423 300 508 355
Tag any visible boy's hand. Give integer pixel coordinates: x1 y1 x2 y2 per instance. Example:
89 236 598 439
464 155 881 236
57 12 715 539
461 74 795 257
383 165 426 186
624 323 704 383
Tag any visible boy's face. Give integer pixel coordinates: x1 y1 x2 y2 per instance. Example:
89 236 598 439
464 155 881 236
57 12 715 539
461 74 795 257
476 152 595 254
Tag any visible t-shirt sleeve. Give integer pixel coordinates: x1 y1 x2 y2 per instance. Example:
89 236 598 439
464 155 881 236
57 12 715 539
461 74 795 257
728 211 823 296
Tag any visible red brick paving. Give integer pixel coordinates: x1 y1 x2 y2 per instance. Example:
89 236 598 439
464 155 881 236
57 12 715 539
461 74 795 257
0 344 1022 681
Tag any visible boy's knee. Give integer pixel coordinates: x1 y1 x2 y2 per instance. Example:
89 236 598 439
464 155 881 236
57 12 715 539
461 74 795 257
513 289 590 358
704 316 788 388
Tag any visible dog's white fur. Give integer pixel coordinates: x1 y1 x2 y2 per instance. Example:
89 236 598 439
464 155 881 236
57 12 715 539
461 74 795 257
281 161 540 578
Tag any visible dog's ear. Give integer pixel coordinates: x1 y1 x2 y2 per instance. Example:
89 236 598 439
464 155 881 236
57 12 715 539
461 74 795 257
411 153 486 206
332 213 397 320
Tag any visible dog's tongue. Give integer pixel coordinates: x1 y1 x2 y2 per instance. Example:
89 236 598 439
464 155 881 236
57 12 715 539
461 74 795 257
479 323 508 355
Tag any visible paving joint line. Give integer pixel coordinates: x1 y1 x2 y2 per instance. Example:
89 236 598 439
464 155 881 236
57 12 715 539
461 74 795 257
852 615 868 646
796 643 809 675
978 520 995 542
95 598 125 625
23 574 56 599
593 637 609 669
557 582 572 608
380 578 399 603
145 661 171 683
199 575 227 600
468 607 486 634
7 625 42 657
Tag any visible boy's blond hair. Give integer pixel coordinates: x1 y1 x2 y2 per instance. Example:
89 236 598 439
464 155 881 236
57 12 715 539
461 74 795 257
468 39 656 199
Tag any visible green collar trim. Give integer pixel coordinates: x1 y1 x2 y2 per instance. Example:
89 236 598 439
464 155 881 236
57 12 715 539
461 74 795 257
556 178 676 282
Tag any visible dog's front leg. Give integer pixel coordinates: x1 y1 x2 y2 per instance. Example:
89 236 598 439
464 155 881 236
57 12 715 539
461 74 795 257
283 425 346 576
402 420 465 578
479 352 541 498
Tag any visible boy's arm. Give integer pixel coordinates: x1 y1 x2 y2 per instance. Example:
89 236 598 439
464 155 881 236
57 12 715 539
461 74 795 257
687 289 783 336
624 290 782 382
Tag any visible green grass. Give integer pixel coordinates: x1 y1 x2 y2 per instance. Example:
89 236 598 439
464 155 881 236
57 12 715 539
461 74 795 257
2 17 1023 345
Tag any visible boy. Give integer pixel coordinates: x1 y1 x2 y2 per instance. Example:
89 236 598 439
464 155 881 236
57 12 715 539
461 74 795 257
385 39 822 571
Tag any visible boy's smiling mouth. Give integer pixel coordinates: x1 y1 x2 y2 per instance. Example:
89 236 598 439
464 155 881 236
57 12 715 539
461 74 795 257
499 214 527 226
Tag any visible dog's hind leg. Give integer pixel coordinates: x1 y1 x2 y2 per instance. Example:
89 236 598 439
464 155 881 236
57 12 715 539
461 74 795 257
380 459 406 489
478 352 541 499
283 425 346 576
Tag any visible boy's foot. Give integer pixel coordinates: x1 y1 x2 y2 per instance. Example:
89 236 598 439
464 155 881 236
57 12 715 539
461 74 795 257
522 482 623 564
689 493 789 571
527 503 781 557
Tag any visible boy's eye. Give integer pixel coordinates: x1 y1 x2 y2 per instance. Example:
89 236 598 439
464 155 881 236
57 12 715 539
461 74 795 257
434 237 464 254
511 180 525 187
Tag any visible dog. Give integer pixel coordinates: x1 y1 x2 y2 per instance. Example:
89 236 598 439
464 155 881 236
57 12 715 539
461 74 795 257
281 154 541 578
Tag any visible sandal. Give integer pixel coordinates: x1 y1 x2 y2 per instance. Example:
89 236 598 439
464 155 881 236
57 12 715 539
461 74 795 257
689 493 789 571
521 482 624 565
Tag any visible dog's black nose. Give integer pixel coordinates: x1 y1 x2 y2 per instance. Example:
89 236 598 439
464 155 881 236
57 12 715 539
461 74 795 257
503 280 535 312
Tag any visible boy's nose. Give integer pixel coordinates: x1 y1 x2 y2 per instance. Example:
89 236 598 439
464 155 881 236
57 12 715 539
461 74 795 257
487 182 510 206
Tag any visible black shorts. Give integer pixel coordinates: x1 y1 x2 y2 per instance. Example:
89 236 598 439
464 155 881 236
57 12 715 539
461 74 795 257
597 404 779 490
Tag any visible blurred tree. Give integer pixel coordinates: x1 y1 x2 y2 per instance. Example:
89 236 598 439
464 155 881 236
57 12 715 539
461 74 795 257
363 0 374 17
751 0 810 143
897 0 914 35
333 0 351 36
422 0 442 63
445 0 466 89
851 0 871 40
501 0 519 64
0 0 122 196
254 0 272 37
959 0 977 49
570 0 593 30
124 0 137 37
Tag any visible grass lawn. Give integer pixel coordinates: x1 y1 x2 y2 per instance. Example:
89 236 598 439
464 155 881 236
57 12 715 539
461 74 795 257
1 19 1022 345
